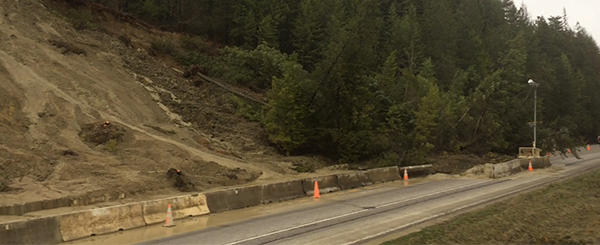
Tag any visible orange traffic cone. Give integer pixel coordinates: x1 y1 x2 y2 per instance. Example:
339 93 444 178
587 144 591 151
313 181 320 199
163 204 176 227
403 169 409 181
528 160 533 172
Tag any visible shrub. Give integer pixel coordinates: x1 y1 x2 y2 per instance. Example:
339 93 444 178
291 161 316 173
178 36 210 53
67 9 95 30
150 39 175 55
0 175 9 192
105 139 118 152
230 95 264 122
211 44 293 89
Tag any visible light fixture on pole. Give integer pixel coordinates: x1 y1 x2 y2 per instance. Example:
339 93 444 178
528 79 539 157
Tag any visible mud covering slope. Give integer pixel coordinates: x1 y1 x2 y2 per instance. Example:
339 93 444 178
0 0 266 205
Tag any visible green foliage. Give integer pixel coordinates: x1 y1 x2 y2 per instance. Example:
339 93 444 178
378 152 401 167
134 0 170 22
67 9 95 30
412 82 441 158
149 36 213 66
105 139 118 152
291 161 316 173
92 0 600 164
291 0 329 71
212 44 293 89
230 95 264 122
0 175 7 192
264 60 313 154
150 39 175 55
175 52 211 67
385 3 423 73
383 169 600 245
178 36 211 53
230 0 290 49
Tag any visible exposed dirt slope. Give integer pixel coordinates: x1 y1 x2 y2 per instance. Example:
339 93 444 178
0 0 343 205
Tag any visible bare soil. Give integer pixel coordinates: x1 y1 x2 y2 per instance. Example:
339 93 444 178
0 0 356 206
428 153 513 175
0 0 504 206
383 169 600 245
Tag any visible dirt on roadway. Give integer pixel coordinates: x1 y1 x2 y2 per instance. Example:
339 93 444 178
383 169 600 245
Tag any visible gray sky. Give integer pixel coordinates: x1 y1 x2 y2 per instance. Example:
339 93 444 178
519 0 600 44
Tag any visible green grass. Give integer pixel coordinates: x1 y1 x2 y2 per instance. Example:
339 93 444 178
382 170 600 245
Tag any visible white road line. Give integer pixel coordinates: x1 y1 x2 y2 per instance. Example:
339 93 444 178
339 174 579 245
223 180 491 245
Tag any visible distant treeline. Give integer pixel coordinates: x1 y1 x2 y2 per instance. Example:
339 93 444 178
80 0 600 165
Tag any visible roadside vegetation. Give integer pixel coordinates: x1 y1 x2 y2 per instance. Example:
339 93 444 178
65 0 600 167
383 169 600 244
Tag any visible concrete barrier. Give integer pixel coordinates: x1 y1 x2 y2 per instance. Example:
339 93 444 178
492 159 522 178
336 172 372 190
261 180 305 204
520 157 551 169
0 216 62 244
205 185 262 213
0 191 128 216
141 193 210 225
301 175 341 196
403 168 432 178
0 166 434 243
57 203 145 242
70 191 127 206
492 156 552 178
0 197 71 216
367 166 400 183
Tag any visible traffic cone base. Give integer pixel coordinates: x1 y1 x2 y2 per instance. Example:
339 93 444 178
164 204 176 227
313 181 320 199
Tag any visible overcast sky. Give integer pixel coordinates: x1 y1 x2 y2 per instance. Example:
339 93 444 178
519 0 600 44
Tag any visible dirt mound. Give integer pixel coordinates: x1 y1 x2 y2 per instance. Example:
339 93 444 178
165 168 195 192
80 121 126 145
0 0 343 206
460 163 494 178
0 0 268 204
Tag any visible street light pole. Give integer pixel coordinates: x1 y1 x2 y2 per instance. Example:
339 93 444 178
528 79 539 157
533 85 537 152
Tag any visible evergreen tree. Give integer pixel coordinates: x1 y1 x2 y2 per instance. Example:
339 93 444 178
90 0 600 164
291 0 329 72
265 60 314 154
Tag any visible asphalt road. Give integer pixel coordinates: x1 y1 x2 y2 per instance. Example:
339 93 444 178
65 149 600 245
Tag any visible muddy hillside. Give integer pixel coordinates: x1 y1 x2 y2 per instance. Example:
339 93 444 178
0 0 345 205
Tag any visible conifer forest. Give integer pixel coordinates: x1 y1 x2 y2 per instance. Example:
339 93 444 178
88 0 600 164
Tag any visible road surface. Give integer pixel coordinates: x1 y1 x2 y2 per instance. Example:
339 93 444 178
65 149 600 245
